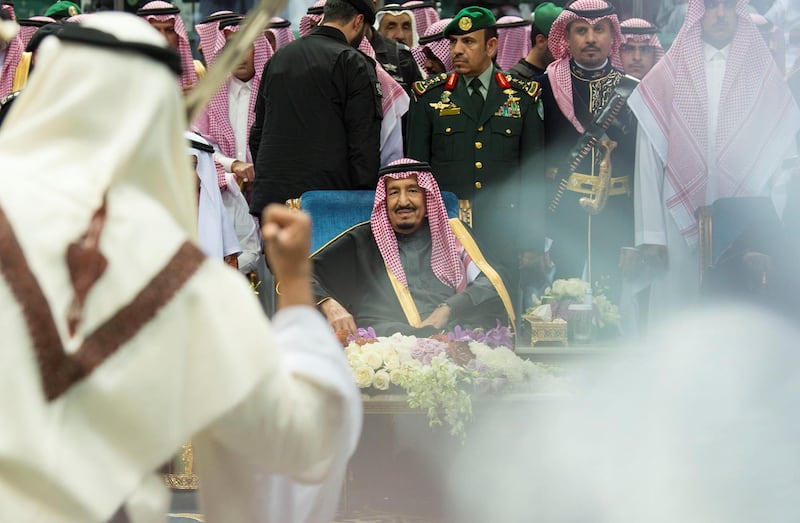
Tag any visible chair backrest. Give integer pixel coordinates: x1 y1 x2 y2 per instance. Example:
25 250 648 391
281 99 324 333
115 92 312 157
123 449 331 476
696 196 781 280
294 190 462 253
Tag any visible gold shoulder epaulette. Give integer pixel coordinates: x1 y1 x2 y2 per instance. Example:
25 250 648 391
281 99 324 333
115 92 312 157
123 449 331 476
507 75 541 100
412 73 447 96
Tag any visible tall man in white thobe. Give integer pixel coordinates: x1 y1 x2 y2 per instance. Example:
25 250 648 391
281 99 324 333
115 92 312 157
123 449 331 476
628 0 800 322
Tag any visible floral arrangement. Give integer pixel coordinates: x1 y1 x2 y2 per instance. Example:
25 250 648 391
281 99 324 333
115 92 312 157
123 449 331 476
342 324 563 440
526 277 620 327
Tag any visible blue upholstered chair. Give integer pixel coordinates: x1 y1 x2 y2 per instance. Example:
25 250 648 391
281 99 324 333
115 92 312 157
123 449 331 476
696 196 782 282
287 190 469 253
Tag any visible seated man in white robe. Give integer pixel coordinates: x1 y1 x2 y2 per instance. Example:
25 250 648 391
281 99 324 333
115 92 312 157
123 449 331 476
311 158 516 337
0 13 360 523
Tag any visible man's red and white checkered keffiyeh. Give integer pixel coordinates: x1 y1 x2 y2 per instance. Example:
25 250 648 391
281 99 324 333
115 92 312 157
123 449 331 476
139 1 197 90
359 35 407 116
299 0 325 37
371 159 476 292
411 18 453 76
402 0 439 37
195 10 232 66
620 17 665 62
496 16 532 71
267 16 295 49
18 16 54 49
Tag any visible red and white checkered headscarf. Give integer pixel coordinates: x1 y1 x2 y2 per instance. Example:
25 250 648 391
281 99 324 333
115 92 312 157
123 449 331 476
193 23 272 191
0 22 22 98
496 16 532 71
267 16 295 49
359 35 407 116
65 13 92 23
1 2 14 20
139 1 197 90
545 0 623 133
371 159 473 291
195 10 233 66
620 17 665 62
411 18 453 76
299 0 325 37
18 16 55 49
628 0 800 246
402 0 439 36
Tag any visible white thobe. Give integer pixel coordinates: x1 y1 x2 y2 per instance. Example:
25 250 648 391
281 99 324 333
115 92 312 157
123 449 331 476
222 172 262 275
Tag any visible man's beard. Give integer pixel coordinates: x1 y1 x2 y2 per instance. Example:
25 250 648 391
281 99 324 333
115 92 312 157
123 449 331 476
349 23 366 48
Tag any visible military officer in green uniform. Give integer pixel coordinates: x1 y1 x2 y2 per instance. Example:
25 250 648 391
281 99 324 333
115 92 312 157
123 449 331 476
406 6 546 312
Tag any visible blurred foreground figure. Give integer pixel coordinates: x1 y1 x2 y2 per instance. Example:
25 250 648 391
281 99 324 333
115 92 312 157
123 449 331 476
629 0 800 321
447 304 800 522
0 12 361 523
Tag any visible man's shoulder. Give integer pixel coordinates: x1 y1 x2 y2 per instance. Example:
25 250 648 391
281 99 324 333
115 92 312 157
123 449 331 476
494 71 542 102
507 59 534 80
312 221 373 257
411 72 449 98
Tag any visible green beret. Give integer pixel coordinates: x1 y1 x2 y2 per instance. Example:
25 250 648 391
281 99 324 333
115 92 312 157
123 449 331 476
44 0 81 19
532 2 562 37
443 6 496 37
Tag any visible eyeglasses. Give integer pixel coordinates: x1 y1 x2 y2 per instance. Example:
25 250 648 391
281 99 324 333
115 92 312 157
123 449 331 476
704 0 736 8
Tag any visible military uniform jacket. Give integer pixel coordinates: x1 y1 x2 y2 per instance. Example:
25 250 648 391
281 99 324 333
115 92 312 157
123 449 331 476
249 25 382 215
406 68 546 258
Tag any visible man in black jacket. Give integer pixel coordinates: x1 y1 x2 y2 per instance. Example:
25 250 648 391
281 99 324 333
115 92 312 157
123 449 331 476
249 0 382 216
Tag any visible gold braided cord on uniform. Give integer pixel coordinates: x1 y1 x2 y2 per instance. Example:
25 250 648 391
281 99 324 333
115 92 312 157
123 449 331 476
11 51 30 92
448 218 516 332
386 267 423 327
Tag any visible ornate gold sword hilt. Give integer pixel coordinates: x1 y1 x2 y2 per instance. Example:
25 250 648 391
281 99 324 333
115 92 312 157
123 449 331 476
579 138 617 216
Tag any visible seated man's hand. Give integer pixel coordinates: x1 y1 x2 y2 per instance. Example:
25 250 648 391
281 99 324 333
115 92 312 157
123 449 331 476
320 298 357 335
420 304 450 330
231 160 255 184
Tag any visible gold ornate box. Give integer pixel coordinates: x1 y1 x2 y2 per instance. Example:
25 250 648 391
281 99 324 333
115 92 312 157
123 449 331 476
524 317 568 346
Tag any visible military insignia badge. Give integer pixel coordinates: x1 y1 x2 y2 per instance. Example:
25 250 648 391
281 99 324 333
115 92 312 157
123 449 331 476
494 93 521 118
68 5 78 16
458 16 472 31
431 91 461 115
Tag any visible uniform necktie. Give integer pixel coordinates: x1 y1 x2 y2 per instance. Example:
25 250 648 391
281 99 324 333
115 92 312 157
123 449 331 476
469 78 484 114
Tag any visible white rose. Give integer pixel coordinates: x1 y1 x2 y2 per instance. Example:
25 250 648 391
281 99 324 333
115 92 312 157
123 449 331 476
551 279 568 297
353 366 375 388
565 278 588 298
347 352 363 367
363 349 384 370
372 370 391 390
384 353 401 370
389 368 406 385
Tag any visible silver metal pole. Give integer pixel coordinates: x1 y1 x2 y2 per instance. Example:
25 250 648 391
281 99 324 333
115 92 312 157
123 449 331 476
632 0 643 18
113 0 124 11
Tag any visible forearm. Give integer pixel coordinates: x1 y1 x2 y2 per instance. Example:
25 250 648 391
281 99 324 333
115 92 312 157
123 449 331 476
206 307 356 482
